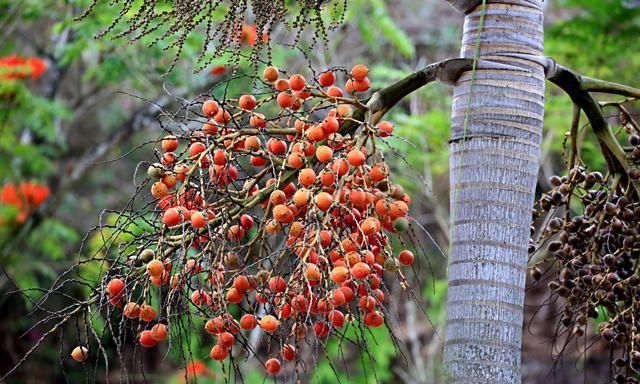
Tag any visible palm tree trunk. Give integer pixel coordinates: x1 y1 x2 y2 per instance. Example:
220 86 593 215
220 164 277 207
443 1 545 382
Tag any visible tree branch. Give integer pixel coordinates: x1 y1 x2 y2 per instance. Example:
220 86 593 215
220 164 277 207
546 61 640 196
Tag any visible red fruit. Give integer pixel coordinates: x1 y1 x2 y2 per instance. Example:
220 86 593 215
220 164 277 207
162 207 183 226
351 262 371 280
359 295 376 311
328 309 345 327
210 344 229 360
213 149 227 166
190 211 207 228
275 79 290 91
347 149 366 167
319 70 336 87
364 310 384 327
289 74 306 91
330 266 349 284
378 121 394 137
226 287 244 304
339 286 355 303
353 77 370 92
150 323 168 341
139 304 157 322
240 314 258 330
263 66 279 82
398 250 415 266
332 289 346 306
277 92 294 109
273 204 294 224
161 135 179 152
227 225 245 241
315 192 333 212
123 302 140 319
218 331 235 349
260 315 280 333
233 275 252 292
315 145 333 162
139 330 158 348
281 344 296 361
322 116 339 134
189 142 207 158
251 155 267 166
305 124 326 142
269 276 287 292
239 214 254 230
298 168 316 188
287 152 305 169
390 201 409 218
202 100 220 117
314 321 330 337
249 113 266 128
331 158 350 176
265 358 282 375
107 278 125 298
305 263 321 282
239 94 257 110
267 138 287 155
326 86 343 98
351 64 369 81
203 120 218 135
147 259 164 278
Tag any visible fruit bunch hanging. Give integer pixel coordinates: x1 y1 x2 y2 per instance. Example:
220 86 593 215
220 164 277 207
92 64 417 376
530 131 640 381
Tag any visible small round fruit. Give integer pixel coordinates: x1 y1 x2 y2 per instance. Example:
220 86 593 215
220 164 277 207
139 304 157 322
392 217 409 232
210 344 229 360
263 66 279 82
139 330 158 347
330 266 349 284
281 344 296 361
289 74 306 91
351 64 369 81
161 135 179 152
351 262 371 280
239 94 257 110
319 70 336 87
190 211 207 228
107 278 125 298
398 250 415 266
202 100 219 117
265 358 282 375
260 315 279 333
147 163 164 179
150 323 168 341
240 314 258 330
71 346 88 362
347 149 366 167
147 259 164 278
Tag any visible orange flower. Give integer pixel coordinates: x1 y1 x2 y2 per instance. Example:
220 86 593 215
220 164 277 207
0 181 50 224
0 55 47 80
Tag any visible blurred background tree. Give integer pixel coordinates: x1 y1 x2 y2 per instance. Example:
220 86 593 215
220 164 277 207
0 0 638 383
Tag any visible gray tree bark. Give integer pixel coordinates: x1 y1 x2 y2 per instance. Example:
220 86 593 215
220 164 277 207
443 1 545 382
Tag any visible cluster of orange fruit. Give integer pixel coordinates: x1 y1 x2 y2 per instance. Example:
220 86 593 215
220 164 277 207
96 64 416 376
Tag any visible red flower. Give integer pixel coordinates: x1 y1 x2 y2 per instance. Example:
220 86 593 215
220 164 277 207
0 181 50 224
0 55 47 80
210 65 227 76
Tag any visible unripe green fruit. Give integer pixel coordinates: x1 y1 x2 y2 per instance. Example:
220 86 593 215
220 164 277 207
147 163 165 179
392 217 409 232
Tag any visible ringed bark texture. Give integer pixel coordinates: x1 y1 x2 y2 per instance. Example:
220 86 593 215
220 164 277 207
444 1 545 383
